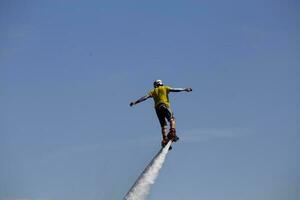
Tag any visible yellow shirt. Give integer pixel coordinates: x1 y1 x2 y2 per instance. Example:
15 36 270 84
148 85 171 108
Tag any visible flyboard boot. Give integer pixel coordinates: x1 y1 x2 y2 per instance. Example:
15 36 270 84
161 135 168 147
167 128 179 142
161 135 172 150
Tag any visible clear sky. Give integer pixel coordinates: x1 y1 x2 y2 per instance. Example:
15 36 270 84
1 0 299 200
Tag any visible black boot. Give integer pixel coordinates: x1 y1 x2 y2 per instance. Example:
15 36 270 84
161 136 168 147
167 128 179 142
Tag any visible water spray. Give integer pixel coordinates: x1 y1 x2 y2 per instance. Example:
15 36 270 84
123 141 172 200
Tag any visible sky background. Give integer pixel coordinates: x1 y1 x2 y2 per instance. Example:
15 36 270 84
1 0 299 200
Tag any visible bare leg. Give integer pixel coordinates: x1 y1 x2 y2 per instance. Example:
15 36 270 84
170 118 176 130
162 126 168 140
168 118 179 142
161 126 168 147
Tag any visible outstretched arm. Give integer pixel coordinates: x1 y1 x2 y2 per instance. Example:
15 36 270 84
169 87 192 92
130 94 152 107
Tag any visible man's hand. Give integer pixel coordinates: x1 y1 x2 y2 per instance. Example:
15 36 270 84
130 102 135 107
185 88 192 92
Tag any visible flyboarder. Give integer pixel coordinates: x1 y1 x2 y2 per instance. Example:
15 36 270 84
130 80 192 147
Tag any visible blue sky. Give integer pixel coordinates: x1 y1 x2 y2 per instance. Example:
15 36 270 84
1 0 299 200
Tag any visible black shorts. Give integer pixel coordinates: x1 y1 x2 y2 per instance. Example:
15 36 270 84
155 103 174 127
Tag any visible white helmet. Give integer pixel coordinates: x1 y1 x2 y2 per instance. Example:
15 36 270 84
153 79 163 88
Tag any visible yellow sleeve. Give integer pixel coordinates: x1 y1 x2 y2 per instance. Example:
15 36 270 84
165 86 171 93
148 89 154 97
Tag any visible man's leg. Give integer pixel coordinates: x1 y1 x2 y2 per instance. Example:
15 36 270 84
168 117 179 142
170 118 176 131
161 126 168 145
156 106 168 146
163 105 178 141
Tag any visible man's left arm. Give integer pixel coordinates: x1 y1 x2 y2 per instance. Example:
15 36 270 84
169 87 192 92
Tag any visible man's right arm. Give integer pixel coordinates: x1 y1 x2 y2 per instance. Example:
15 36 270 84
130 94 152 107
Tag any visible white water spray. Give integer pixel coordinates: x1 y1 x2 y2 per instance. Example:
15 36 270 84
124 141 172 200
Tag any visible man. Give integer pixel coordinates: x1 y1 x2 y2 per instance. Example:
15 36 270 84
130 80 192 147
